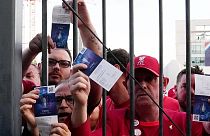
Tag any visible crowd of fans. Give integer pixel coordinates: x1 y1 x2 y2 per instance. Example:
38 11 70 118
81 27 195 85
20 0 210 136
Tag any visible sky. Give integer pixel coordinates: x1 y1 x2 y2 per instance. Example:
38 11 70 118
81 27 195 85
27 0 210 67
85 0 210 66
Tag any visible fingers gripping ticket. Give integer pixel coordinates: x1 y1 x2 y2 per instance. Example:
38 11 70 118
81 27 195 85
50 123 71 136
20 90 39 106
69 73 90 96
20 90 40 114
29 33 55 54
72 63 87 74
69 64 89 91
68 64 90 105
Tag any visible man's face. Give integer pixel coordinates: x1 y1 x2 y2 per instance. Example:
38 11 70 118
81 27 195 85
176 74 195 112
23 64 40 86
127 69 159 108
48 49 71 85
55 84 73 123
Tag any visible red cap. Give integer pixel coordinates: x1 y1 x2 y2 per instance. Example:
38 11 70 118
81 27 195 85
127 55 159 76
168 87 177 99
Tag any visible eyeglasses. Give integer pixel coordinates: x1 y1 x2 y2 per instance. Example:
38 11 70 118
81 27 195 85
56 95 74 106
48 58 71 68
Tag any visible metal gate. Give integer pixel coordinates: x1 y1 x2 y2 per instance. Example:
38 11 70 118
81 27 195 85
0 0 193 135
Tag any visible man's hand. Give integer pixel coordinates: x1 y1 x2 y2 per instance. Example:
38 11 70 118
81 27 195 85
62 0 102 115
68 63 90 106
62 0 102 57
29 33 55 54
68 63 90 127
50 123 71 136
62 0 91 28
20 89 39 129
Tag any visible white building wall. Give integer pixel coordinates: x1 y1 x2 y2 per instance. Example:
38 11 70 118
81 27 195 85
176 19 210 66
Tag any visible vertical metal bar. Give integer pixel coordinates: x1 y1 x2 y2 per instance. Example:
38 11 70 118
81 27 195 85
41 0 48 86
102 0 107 136
73 0 78 60
185 0 191 136
14 0 23 134
0 0 22 135
159 0 163 135
129 0 135 135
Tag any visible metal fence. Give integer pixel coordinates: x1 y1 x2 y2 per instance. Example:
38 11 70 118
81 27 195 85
0 0 192 135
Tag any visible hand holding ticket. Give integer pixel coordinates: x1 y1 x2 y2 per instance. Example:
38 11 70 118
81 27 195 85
51 5 70 48
34 85 58 136
73 48 122 91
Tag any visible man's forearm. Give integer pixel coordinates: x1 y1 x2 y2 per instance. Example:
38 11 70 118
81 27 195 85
31 127 40 136
71 103 88 128
79 24 102 57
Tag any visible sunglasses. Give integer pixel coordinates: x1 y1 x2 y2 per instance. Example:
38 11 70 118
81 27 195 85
48 58 71 68
135 73 157 83
132 69 157 82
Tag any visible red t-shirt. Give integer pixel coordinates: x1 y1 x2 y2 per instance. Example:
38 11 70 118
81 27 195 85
174 101 209 135
106 97 130 111
94 96 181 132
106 96 179 112
71 108 203 136
163 96 180 111
95 97 130 129
164 98 208 135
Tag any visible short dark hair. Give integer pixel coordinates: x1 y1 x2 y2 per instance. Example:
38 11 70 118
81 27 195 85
64 48 72 64
46 48 72 67
107 48 129 73
176 65 204 84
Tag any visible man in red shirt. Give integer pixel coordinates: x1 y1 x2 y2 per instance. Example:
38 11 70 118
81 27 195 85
175 65 204 112
106 49 178 112
92 48 130 130
168 86 177 99
162 76 180 111
106 48 130 110
68 55 208 136
174 66 210 135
